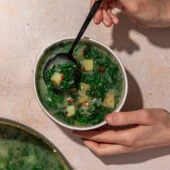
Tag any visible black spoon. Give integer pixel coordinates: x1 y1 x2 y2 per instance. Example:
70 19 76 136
43 0 102 92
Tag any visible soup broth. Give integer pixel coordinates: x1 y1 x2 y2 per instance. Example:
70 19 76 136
36 40 125 127
0 123 70 170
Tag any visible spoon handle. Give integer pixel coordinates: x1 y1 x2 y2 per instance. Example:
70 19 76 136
68 0 103 56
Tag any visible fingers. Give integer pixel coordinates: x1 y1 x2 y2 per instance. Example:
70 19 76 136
73 130 120 144
73 129 137 146
83 140 131 156
90 0 103 24
108 10 119 24
90 0 119 27
94 8 103 24
106 109 154 126
103 10 113 27
93 9 114 27
95 9 118 27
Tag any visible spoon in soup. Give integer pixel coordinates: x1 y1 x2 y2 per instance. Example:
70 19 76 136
43 0 103 92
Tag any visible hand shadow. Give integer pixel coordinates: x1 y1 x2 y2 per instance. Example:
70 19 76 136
101 147 170 165
111 13 170 54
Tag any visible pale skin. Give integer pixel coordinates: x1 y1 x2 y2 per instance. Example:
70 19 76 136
73 109 170 156
90 0 170 27
73 0 170 157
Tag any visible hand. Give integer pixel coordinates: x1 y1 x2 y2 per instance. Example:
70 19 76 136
91 0 170 27
73 109 170 156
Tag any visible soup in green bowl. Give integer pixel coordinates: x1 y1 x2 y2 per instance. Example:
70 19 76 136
0 118 71 170
34 38 128 130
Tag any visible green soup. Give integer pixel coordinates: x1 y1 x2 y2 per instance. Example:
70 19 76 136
36 40 125 127
0 121 71 170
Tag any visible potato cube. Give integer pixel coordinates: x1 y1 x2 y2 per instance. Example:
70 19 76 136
83 59 94 71
102 91 115 108
79 95 91 105
66 105 75 117
80 82 90 91
50 72 64 86
78 83 90 95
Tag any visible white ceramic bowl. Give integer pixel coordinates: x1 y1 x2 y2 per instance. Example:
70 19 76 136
34 37 128 131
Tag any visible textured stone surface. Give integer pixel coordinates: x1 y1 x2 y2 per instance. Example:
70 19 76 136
0 0 170 169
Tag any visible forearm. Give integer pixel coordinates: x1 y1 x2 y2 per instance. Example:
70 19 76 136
159 0 170 27
140 0 170 27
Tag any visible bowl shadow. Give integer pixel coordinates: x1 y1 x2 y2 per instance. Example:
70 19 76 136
122 69 143 111
100 147 170 165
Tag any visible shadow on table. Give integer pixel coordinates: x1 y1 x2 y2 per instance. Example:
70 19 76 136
122 69 143 111
101 147 170 165
110 13 170 54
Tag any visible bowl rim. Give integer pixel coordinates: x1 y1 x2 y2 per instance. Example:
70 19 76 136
0 117 71 169
34 37 128 131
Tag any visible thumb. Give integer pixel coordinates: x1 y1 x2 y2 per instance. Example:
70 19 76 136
106 109 152 126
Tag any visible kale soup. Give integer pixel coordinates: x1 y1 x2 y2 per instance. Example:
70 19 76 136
0 119 71 170
35 38 127 130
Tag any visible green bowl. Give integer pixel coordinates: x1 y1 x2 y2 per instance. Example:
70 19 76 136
0 118 71 169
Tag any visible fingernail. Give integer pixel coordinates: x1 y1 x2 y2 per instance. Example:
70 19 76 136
112 115 119 123
94 18 98 24
104 18 109 25
107 115 119 125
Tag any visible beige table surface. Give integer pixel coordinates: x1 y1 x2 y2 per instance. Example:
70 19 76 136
0 0 170 169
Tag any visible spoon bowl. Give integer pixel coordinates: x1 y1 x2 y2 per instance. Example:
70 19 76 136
43 52 79 92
